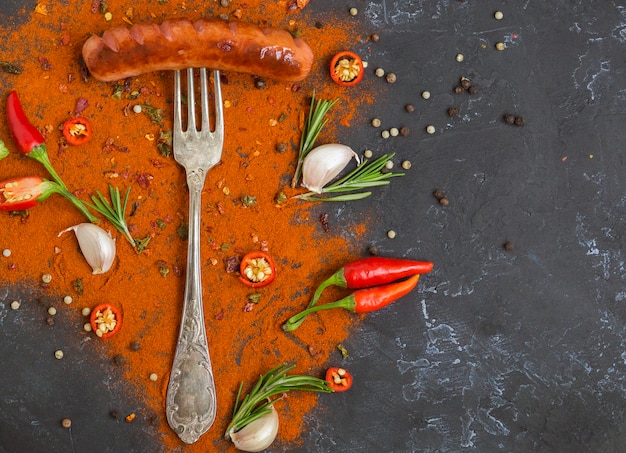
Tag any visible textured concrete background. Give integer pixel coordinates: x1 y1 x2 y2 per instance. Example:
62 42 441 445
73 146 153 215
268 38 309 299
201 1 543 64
1 1 626 452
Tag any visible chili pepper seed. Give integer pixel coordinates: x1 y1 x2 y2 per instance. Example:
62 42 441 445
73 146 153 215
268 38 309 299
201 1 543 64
81 307 91 316
405 104 415 113
504 241 514 251
83 323 92 332
385 160 394 169
385 73 397 84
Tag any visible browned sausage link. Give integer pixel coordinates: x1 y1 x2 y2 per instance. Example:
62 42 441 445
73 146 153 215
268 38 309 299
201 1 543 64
82 17 314 82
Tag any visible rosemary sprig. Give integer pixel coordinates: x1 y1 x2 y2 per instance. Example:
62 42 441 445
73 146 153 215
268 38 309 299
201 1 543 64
224 363 333 438
296 153 404 202
86 184 136 247
291 91 340 188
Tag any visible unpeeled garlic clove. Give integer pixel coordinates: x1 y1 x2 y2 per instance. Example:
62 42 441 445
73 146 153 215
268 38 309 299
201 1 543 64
302 143 359 193
59 223 116 274
229 405 279 452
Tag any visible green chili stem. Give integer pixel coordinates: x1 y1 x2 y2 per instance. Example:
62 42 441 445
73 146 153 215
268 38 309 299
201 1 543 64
282 296 355 332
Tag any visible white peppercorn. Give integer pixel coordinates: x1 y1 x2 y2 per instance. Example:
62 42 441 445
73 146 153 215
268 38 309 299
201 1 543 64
389 127 399 137
421 91 431 100
426 125 436 134
375 68 385 77
371 118 382 127
381 130 390 139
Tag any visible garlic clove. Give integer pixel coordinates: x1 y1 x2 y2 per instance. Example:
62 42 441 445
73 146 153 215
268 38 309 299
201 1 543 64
229 405 279 452
59 223 116 274
302 143 359 193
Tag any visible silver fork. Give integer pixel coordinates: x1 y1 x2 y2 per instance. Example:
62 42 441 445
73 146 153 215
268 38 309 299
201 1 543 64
165 68 223 444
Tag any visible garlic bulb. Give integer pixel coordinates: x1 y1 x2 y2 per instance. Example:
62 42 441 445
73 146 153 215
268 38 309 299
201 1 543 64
229 405 279 452
59 223 116 274
302 143 359 193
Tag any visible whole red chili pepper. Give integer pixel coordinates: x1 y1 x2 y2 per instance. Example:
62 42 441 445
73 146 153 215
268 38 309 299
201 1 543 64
0 176 61 211
282 274 420 331
309 257 433 308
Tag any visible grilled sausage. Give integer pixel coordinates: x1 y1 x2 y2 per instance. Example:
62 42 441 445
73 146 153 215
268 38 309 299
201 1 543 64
82 17 314 82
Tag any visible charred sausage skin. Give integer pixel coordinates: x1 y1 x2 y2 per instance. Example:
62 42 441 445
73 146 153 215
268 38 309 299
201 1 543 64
82 17 314 82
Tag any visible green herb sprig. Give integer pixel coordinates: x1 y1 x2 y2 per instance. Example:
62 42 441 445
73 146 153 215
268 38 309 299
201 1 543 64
224 363 333 438
296 153 404 202
86 184 136 247
291 91 340 188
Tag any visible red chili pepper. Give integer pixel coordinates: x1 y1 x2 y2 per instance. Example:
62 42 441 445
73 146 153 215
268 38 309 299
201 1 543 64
239 251 277 288
309 257 433 308
0 176 60 211
330 51 364 87
90 303 123 339
283 274 420 331
325 367 353 392
62 117 93 146
6 90 46 155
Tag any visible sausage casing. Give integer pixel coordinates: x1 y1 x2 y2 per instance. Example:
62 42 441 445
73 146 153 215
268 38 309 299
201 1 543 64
82 17 314 82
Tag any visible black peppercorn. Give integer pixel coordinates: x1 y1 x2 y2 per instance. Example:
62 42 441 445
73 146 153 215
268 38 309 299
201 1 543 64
504 114 516 124
130 341 141 351
405 104 415 113
439 197 450 206
275 142 287 153
454 85 464 94
46 317 55 326
370 33 380 42
503 241 514 251
113 354 127 366
447 107 458 117
368 246 379 255
461 78 471 89
109 410 119 419
433 189 445 200
400 126 410 136
253 77 266 89
468 85 477 95
514 116 525 126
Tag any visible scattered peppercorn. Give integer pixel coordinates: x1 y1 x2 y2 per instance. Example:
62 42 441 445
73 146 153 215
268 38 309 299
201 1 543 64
503 241 514 251
461 78 471 89
504 114 516 124
426 125 436 134
405 104 415 113
387 230 396 239
454 85 464 94
109 409 120 419
386 73 397 84
61 418 72 429
439 197 449 206
433 189 445 200
455 53 464 62
389 127 399 137
54 350 64 360
253 77 266 89
113 354 127 366
496 42 505 51
371 118 381 127
400 126 410 136
46 317 55 326
130 341 141 351
514 116 525 126
370 33 380 42
447 107 459 117
375 68 385 77
275 142 287 153
468 85 478 95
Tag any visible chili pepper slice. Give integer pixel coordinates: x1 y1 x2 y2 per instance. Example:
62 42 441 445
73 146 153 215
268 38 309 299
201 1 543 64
239 251 277 288
62 117 93 146
325 367 353 392
283 274 420 331
90 303 123 339
330 51 364 87
0 176 60 211
309 257 433 308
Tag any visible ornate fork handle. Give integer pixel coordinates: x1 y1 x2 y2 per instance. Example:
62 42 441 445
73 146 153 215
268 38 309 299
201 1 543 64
166 167 216 444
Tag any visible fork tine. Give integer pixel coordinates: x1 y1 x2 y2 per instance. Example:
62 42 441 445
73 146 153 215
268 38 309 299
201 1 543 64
199 68 211 132
212 70 223 135
186 67 196 132
173 70 182 133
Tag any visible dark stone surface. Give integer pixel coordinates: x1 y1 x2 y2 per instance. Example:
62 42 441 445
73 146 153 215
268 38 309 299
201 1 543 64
2 1 626 452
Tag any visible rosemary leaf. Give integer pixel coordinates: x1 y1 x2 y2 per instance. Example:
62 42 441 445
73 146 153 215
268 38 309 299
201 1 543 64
224 363 333 438
86 184 136 247
291 91 340 188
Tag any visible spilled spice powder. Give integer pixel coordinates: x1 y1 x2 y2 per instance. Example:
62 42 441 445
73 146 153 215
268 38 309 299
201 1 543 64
0 1 379 452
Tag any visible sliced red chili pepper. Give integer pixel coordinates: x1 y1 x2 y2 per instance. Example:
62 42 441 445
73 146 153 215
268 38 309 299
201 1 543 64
283 274 420 331
90 303 123 339
330 51 364 87
309 257 433 308
325 367 353 392
6 90 46 155
239 251 277 288
62 117 93 146
0 176 60 211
